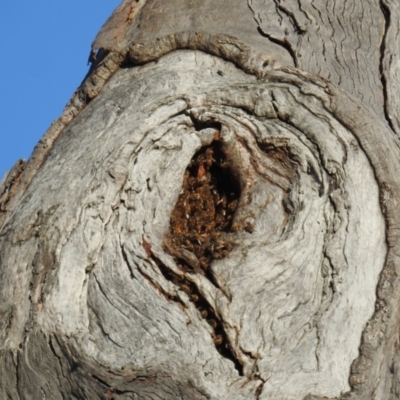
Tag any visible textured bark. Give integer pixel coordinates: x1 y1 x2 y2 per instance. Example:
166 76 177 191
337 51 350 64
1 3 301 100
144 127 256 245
1 1 400 399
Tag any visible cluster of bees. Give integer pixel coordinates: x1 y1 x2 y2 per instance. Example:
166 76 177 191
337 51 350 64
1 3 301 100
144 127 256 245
168 143 240 269
165 141 241 350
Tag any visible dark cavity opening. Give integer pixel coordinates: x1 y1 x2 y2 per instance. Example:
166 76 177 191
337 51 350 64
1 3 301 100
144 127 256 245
163 139 243 374
167 140 240 272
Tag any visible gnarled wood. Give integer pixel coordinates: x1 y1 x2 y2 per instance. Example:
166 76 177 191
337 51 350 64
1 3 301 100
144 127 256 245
1 1 400 399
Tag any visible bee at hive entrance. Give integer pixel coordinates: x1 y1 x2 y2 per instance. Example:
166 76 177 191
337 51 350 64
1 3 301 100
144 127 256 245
166 139 241 275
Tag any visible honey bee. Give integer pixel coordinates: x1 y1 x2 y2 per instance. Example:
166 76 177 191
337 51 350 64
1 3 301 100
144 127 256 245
205 147 214 166
190 294 199 302
184 240 194 251
199 258 208 270
217 195 227 207
208 319 218 329
212 334 223 345
244 221 254 233
197 163 206 179
228 200 238 211
181 284 192 294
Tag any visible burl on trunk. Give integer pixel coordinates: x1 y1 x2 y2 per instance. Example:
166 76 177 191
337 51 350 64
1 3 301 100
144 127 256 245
1 1 400 399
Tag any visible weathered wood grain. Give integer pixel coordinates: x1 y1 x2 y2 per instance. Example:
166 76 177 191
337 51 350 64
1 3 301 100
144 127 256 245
1 1 400 399
248 0 386 119
1 50 399 399
380 0 400 136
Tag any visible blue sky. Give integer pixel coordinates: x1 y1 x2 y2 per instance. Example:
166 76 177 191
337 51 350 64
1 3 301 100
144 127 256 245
0 1 121 180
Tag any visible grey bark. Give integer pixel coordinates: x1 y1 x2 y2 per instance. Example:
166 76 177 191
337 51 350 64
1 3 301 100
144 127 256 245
1 1 400 399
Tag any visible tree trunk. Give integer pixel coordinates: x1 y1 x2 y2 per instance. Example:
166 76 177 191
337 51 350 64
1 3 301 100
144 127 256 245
1 1 400 399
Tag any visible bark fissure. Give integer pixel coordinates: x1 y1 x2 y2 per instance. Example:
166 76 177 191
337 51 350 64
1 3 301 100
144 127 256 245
153 259 245 375
379 0 396 133
256 26 299 68
276 1 306 35
47 337 70 399
146 253 188 306
15 353 22 400
159 140 245 376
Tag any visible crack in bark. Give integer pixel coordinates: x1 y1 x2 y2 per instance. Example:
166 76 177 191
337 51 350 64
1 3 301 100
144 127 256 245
247 0 300 68
276 1 307 35
144 253 188 308
142 139 246 376
47 337 70 400
152 253 244 376
256 27 299 68
379 0 396 134
15 352 22 400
